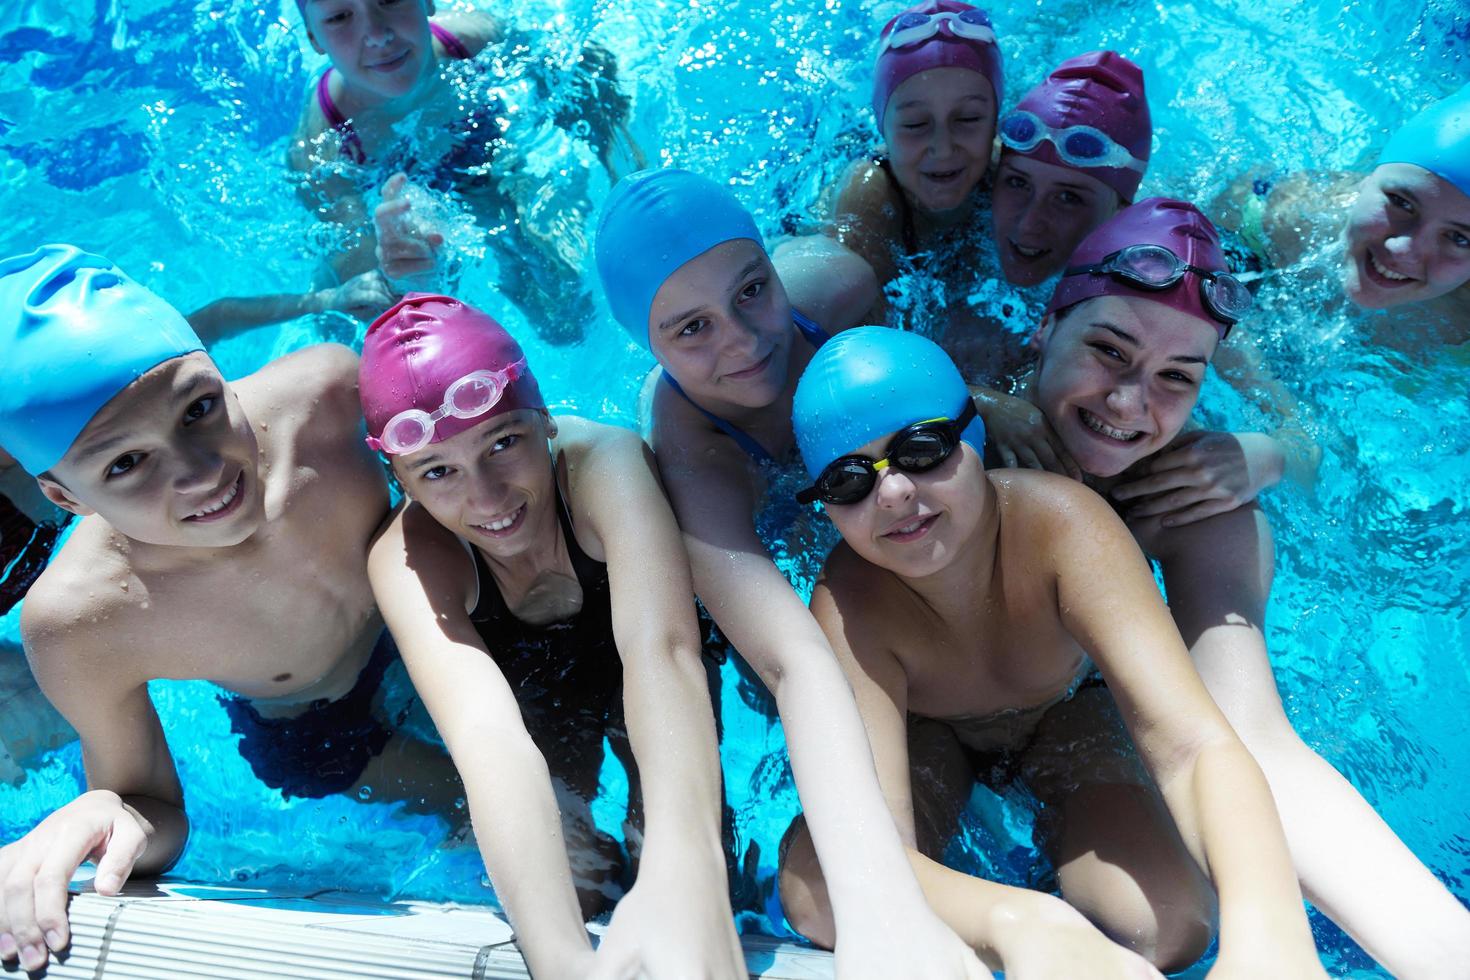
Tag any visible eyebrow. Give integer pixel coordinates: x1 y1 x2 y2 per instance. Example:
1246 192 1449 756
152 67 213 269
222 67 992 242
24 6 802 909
1093 323 1208 365
894 93 992 112
656 255 766 334
74 374 217 460
408 417 521 470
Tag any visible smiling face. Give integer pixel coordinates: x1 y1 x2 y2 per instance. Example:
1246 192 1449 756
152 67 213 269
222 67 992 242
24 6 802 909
41 353 265 548
991 152 1122 286
1341 163 1470 309
1032 295 1218 478
303 0 437 103
881 67 997 215
823 429 986 581
392 409 560 562
646 238 796 412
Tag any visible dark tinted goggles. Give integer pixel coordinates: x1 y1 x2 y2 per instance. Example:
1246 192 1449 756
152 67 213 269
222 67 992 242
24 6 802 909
1063 244 1253 335
797 401 978 506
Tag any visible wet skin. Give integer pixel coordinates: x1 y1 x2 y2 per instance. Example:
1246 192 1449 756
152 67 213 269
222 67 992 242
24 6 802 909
991 153 1122 287
1341 162 1470 309
302 0 441 110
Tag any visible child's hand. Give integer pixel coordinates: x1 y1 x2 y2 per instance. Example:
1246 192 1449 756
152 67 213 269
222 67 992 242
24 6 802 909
589 868 745 980
992 896 1165 980
374 173 445 286
835 905 991 979
1111 431 1285 527
974 389 1082 479
314 270 398 322
0 791 149 973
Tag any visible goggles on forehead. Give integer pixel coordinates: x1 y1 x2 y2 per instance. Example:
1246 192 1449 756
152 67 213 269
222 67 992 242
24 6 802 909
797 401 978 507
1000 111 1147 174
366 359 527 456
1062 244 1252 335
880 9 997 53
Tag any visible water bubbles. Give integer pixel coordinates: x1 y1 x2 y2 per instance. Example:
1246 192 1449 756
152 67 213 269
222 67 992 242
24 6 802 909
356 784 374 801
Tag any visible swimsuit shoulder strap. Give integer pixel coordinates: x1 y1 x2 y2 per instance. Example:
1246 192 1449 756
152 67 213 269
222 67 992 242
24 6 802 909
873 155 919 255
660 371 777 466
315 69 366 164
791 307 831 348
552 468 606 589
430 22 474 60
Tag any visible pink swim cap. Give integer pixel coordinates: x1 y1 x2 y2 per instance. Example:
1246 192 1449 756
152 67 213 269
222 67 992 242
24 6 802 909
360 294 544 451
872 1 1004 126
1044 198 1233 338
1007 51 1151 203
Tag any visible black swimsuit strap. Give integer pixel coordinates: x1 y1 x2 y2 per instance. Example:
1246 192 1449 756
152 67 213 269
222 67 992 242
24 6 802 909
874 155 919 256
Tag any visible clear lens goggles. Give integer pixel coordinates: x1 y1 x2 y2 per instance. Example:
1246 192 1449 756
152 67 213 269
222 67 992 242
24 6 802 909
367 359 527 456
1063 244 1253 334
797 401 978 506
1000 111 1147 174
881 10 996 52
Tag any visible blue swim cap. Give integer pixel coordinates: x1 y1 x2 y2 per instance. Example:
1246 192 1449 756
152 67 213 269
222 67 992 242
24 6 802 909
793 327 986 480
0 244 205 475
594 168 764 348
1379 84 1470 200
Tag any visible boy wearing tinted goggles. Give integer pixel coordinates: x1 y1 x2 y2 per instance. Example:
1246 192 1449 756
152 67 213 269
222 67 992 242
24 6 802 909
796 401 979 505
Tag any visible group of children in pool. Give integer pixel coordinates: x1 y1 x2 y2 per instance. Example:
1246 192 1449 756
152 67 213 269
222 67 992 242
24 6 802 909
2 0 1468 977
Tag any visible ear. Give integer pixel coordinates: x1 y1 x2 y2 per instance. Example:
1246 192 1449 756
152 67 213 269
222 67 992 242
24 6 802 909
542 410 558 441
424 0 436 17
37 476 96 518
306 28 325 55
1028 313 1057 355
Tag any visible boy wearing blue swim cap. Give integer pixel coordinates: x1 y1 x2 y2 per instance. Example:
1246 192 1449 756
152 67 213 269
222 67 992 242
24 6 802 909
0 245 411 974
594 171 989 978
781 328 1329 978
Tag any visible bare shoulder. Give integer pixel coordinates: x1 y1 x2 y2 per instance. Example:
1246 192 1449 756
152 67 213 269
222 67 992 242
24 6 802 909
648 374 717 462
19 530 145 684
812 542 906 654
991 469 1130 550
433 11 505 52
832 158 895 228
241 343 361 419
556 414 645 462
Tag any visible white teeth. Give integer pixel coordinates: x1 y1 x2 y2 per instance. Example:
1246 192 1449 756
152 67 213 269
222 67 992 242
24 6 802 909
1369 252 1411 281
478 506 522 533
1012 243 1045 258
891 518 926 535
191 478 239 518
1080 408 1142 442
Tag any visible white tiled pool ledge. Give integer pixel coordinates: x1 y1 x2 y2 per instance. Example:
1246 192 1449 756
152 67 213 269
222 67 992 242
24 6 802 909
10 880 834 979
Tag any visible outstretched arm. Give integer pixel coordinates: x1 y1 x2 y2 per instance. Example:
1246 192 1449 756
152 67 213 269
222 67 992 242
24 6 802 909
1050 484 1325 978
186 271 397 344
652 411 984 979
570 425 742 979
1146 505 1470 977
1 591 189 974
367 507 594 980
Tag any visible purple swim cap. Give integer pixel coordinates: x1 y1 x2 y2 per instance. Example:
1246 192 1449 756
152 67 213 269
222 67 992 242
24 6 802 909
1044 198 1232 338
872 1 1004 126
1008 51 1151 203
360 294 544 451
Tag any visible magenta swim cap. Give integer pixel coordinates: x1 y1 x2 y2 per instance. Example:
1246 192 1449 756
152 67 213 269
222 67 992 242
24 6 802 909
872 1 1004 126
1044 198 1232 337
1007 51 1151 203
360 294 544 451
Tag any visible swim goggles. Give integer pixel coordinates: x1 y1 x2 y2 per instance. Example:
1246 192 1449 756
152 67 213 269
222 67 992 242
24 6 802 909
1061 244 1253 334
999 111 1147 173
366 359 527 456
880 9 997 53
797 401 978 506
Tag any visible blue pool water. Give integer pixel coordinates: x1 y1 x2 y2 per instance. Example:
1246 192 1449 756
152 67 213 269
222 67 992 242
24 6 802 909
1 0 1467 976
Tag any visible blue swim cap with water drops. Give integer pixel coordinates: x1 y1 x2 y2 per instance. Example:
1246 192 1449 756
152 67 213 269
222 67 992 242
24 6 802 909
793 327 986 481
1379 84 1470 200
0 244 204 475
594 168 764 349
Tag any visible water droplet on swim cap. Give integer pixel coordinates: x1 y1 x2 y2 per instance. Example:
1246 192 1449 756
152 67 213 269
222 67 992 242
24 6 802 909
793 327 986 480
872 2 1004 126
1379 84 1470 201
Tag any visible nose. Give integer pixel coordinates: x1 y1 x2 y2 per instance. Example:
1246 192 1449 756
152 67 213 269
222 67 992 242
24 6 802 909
1015 198 1049 239
466 467 511 513
722 312 763 358
1104 377 1147 420
927 123 956 159
173 443 226 495
873 463 917 509
1382 233 1418 260
363 6 396 45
